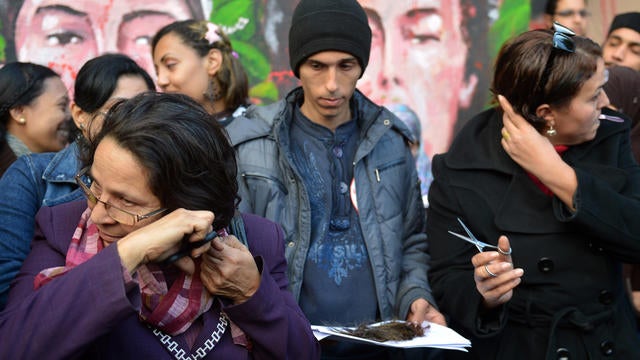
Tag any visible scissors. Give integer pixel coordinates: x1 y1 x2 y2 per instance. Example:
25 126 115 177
448 218 512 255
163 229 219 264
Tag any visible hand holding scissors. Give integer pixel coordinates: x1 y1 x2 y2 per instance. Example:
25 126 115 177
449 218 524 308
448 218 512 255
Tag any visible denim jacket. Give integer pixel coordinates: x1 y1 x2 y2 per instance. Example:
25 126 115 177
234 88 436 320
0 142 83 309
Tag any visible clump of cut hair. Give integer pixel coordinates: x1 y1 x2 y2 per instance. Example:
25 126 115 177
339 321 426 342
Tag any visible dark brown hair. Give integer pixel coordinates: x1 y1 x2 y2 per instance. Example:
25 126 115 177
84 92 238 230
491 29 601 131
151 20 250 112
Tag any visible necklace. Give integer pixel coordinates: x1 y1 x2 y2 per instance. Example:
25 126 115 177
150 312 229 360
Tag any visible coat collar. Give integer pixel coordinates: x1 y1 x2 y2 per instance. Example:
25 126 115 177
443 107 630 234
445 107 630 173
269 87 414 162
42 142 81 183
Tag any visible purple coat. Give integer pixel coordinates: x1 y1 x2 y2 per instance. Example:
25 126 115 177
0 200 320 359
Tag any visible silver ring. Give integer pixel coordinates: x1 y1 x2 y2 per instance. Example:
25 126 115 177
484 264 498 278
498 247 512 256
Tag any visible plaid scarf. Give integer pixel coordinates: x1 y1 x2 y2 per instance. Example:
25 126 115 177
34 207 213 336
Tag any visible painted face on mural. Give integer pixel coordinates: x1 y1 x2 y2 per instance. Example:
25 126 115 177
14 0 194 92
356 0 476 155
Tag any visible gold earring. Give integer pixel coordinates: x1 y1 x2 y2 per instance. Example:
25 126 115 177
18 117 26 124
546 124 557 137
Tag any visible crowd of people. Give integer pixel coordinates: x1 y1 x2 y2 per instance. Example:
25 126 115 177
0 0 638 359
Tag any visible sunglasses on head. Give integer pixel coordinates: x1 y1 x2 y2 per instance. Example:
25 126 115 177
532 22 577 109
551 22 576 53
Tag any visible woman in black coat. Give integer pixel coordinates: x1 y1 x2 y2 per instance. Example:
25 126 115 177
427 24 640 359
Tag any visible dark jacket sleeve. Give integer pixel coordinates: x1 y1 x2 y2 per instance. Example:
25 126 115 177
221 214 320 359
0 203 136 359
562 131 640 262
426 155 507 338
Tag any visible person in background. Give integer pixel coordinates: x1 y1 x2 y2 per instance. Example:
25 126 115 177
602 65 640 156
0 62 70 177
152 19 251 143
0 92 320 359
387 103 433 207
0 0 202 91
234 0 445 358
427 25 640 359
602 12 640 71
0 54 155 310
543 0 589 36
603 65 640 332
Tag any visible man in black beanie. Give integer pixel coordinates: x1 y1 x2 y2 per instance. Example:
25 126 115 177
233 0 445 358
602 12 640 71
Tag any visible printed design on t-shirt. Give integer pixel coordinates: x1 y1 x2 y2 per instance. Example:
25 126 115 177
292 139 367 285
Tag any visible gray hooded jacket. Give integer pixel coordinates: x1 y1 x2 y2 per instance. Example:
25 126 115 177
233 87 436 320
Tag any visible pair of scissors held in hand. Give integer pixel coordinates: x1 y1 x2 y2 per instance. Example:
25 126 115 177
448 218 512 256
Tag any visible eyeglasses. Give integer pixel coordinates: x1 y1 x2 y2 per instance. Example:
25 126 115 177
555 9 590 18
75 167 167 226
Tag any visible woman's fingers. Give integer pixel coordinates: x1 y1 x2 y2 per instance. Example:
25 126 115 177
471 236 524 308
498 94 525 129
481 276 522 306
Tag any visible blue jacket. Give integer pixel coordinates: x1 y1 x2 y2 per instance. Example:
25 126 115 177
0 142 82 309
234 87 436 321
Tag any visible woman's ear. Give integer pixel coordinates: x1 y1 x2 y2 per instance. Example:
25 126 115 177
8 106 26 125
535 103 555 122
206 49 223 76
71 102 87 130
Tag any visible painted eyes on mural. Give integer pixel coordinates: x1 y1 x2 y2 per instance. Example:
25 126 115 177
46 32 84 46
134 36 152 46
403 12 442 44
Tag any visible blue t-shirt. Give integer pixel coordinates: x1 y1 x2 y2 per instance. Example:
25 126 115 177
291 105 377 326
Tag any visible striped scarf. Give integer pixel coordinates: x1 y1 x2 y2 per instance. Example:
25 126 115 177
34 207 213 336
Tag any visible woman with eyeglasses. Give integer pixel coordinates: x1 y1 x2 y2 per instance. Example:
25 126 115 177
543 0 589 36
0 54 154 311
426 26 640 359
0 92 319 359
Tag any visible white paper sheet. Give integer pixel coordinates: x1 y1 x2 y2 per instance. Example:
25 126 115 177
311 321 471 352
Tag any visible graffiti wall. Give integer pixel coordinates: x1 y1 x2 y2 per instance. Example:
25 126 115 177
0 0 635 156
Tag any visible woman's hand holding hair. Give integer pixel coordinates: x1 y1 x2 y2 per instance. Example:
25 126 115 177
498 95 578 210
498 95 560 176
200 235 261 304
117 209 214 274
471 236 524 309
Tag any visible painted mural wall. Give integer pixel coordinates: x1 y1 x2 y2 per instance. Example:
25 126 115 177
0 0 635 156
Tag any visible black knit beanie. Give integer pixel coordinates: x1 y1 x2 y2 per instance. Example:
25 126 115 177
288 0 372 78
608 12 640 35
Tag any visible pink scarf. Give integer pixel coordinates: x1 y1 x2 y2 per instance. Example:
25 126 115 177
34 207 213 336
